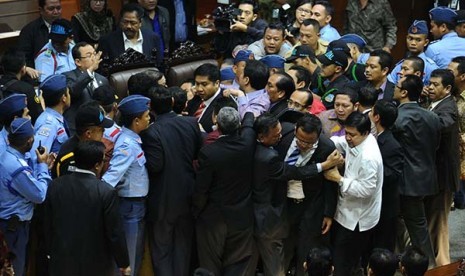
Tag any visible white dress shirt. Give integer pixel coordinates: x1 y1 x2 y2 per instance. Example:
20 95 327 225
123 30 143 54
330 134 383 232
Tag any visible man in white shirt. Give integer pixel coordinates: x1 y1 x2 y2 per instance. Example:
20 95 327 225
324 112 383 276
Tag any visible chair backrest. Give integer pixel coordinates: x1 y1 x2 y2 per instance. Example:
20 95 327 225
424 261 461 276
109 67 155 100
166 59 218 87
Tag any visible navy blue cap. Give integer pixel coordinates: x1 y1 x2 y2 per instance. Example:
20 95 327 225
118 95 150 116
9 118 34 139
260 55 285 69
408 20 429 35
76 104 113 129
49 18 73 42
92 85 118 106
286 45 316 63
220 67 235 81
234 50 254 64
0 94 27 118
39 74 68 97
340 34 367 49
429 7 457 24
456 10 465 24
328 40 351 56
317 50 348 68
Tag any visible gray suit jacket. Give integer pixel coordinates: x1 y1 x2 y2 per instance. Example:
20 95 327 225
63 69 109 135
392 102 441 196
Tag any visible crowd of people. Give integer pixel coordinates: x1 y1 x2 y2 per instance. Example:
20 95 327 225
1 0 465 275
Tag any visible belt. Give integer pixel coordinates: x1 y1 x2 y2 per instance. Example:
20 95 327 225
288 198 305 204
120 196 146 202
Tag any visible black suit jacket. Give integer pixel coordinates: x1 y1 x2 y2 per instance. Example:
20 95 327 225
356 79 395 102
97 28 163 65
17 17 49 67
44 172 129 275
253 142 332 239
377 130 404 219
140 112 202 222
269 99 288 117
186 92 227 133
392 102 441 196
192 112 256 230
63 69 109 135
431 96 461 192
277 127 338 233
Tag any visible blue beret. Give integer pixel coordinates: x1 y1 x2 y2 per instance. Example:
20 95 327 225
234 50 254 64
339 34 367 49
220 67 235 81
0 94 27 118
10 118 34 139
429 7 457 24
456 10 465 25
260 55 285 69
118 95 150 116
408 20 428 35
39 74 68 97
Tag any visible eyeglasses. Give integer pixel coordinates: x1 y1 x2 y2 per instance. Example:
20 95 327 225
287 99 305 110
295 135 316 147
78 52 96 59
396 85 403 90
297 7 312 15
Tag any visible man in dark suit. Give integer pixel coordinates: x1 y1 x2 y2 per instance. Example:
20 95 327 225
425 69 460 266
360 50 395 101
97 3 163 65
63 42 109 135
186 63 224 133
267 72 295 116
192 109 256 276
392 74 441 268
140 86 202 275
158 0 196 50
44 141 130 276
368 100 404 252
275 114 339 276
17 0 62 68
252 113 343 276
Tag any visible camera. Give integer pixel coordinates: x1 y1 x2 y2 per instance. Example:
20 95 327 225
272 4 298 36
213 4 242 33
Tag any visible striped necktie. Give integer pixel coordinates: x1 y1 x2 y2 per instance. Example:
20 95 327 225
194 101 206 118
286 147 300 165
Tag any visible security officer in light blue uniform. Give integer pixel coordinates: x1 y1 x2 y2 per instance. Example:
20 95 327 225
260 54 286 72
0 118 52 276
389 20 439 85
32 74 71 155
102 95 150 276
426 7 465 68
340 34 370 64
0 94 30 154
35 18 76 82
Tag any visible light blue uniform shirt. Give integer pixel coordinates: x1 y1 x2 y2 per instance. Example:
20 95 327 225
35 41 76 82
103 121 122 144
32 107 69 155
0 147 51 221
388 52 439 85
425 32 465 68
320 24 341 43
0 128 8 155
102 127 149 198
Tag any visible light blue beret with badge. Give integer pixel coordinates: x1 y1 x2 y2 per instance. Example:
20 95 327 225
339 34 367 49
234 50 255 64
118 95 150 116
0 94 27 118
10 118 34 139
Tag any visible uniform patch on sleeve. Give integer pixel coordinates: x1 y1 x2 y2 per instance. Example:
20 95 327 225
38 127 50 137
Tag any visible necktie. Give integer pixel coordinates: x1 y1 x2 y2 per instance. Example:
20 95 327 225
286 147 300 166
194 101 206 119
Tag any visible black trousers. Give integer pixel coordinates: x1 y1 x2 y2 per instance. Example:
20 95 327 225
332 221 371 276
400 195 436 267
148 214 194 276
196 215 254 276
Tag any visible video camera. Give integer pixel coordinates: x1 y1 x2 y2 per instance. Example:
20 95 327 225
272 4 298 36
213 4 242 33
